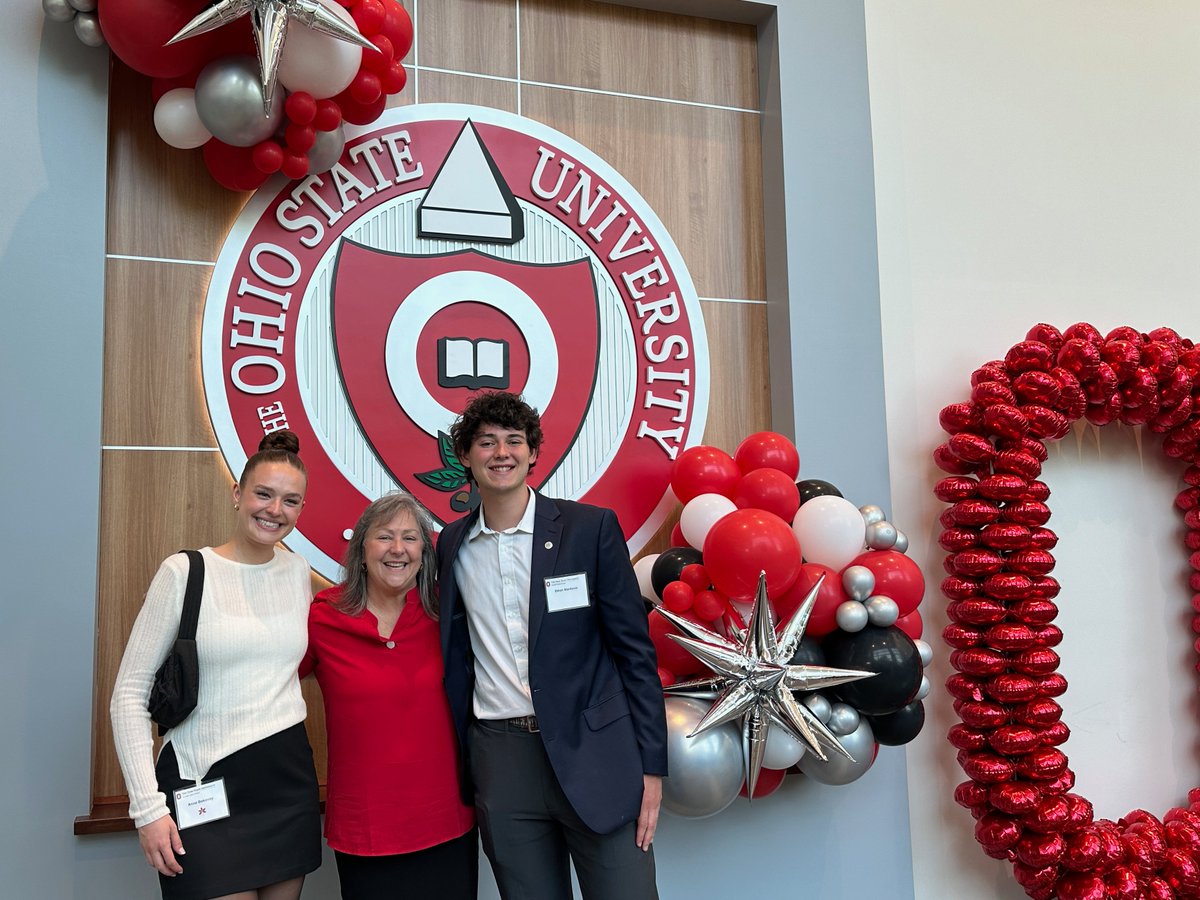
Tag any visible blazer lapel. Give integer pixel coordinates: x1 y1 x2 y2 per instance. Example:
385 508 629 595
438 509 479 642
528 492 562 654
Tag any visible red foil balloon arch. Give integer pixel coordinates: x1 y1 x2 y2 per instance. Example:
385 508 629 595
936 323 1200 900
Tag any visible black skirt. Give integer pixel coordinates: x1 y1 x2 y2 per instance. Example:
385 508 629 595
155 722 321 900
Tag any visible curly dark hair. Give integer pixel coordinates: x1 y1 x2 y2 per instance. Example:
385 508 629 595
336 492 439 620
239 430 306 488
449 391 544 473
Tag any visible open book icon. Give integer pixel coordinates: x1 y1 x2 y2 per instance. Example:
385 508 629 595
438 337 510 390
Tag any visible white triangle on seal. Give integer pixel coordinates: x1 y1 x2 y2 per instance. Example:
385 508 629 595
418 121 524 244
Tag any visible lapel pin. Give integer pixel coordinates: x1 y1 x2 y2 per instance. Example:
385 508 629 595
544 541 553 549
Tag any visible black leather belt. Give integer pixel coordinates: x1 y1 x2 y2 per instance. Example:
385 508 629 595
503 714 540 732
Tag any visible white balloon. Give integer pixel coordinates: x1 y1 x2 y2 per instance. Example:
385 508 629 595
153 89 212 150
762 726 805 769
792 495 866 570
633 554 659 603
278 0 363 99
679 493 736 549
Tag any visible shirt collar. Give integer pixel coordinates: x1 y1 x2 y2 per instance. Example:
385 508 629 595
467 487 537 540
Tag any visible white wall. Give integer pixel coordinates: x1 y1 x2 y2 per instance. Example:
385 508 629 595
865 3 1200 897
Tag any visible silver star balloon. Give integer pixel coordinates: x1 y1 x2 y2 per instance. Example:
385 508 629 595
658 572 875 797
168 0 377 113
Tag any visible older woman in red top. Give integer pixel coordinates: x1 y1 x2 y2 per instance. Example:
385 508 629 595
301 492 476 899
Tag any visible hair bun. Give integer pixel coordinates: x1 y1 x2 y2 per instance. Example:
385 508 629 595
259 430 300 456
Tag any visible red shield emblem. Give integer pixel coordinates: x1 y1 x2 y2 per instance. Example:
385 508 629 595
331 244 600 523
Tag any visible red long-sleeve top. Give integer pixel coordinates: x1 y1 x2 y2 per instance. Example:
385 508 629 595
301 587 474 856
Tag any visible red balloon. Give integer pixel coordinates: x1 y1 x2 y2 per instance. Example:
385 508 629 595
280 149 310 181
671 445 740 504
334 88 388 126
679 564 710 593
703 509 802 601
733 431 800 478
739 767 787 798
661 581 694 613
648 609 706 677
285 122 317 153
733 468 801 522
285 91 318 125
381 0 414 58
352 0 387 35
772 563 844 635
895 609 924 640
313 99 343 132
251 140 283 174
350 70 384 105
380 61 408 95
692 589 726 622
362 34 396 74
100 0 228 78
848 549 926 615
202 139 269 191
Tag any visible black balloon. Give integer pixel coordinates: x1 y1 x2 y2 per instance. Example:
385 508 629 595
787 635 826 668
821 625 922 715
650 547 703 599
797 478 843 505
868 700 925 746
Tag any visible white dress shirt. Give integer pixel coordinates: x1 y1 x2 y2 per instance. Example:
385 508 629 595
454 488 538 719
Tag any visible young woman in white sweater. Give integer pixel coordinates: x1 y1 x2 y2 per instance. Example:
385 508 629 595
110 431 320 900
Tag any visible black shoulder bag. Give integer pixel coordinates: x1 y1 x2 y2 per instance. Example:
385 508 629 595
147 549 205 736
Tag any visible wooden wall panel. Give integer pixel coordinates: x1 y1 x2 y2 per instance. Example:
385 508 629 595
418 0 518 78
88 0 768 827
102 259 215 447
521 84 766 302
521 0 759 109
107 64 249 263
419 70 519 110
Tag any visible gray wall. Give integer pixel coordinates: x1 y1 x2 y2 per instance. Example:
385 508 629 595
0 3 911 898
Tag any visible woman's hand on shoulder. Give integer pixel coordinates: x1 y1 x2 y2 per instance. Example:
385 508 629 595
138 814 185 876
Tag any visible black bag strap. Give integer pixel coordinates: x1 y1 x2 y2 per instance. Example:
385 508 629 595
177 549 205 641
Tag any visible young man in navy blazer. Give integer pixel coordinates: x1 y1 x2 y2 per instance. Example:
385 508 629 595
438 391 666 900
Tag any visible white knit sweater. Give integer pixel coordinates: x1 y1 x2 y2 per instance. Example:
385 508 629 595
110 547 312 828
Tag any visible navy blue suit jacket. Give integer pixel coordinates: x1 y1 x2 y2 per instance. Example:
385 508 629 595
438 493 667 835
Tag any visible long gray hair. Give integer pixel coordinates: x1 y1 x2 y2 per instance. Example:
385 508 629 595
336 492 439 619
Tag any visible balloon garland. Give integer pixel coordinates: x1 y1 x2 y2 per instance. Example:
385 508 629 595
936 323 1200 900
637 431 931 818
68 0 413 190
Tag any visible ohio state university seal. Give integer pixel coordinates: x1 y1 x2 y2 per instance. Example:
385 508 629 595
203 104 709 579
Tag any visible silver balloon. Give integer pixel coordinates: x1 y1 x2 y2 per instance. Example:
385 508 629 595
865 520 898 550
915 674 931 701
859 504 886 526
841 564 875 601
802 693 832 724
835 599 869 632
42 0 74 23
893 529 910 554
914 639 933 668
826 702 860 736
194 56 283 148
73 11 104 48
661 697 744 818
799 719 876 785
308 125 346 174
67 0 96 11
864 594 899 627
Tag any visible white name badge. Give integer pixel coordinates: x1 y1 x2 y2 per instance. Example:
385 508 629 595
545 572 590 612
173 778 231 830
